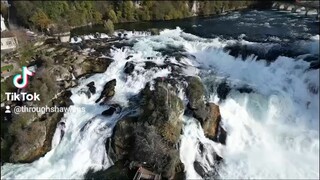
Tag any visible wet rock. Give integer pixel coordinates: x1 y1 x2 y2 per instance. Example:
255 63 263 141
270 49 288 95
9 112 64 163
309 61 320 70
185 76 208 121
194 161 207 178
79 88 92 98
202 103 221 140
63 80 77 89
186 76 205 110
189 103 208 122
125 55 133 60
109 117 136 161
108 80 185 179
86 81 96 94
73 57 113 78
148 28 160 35
144 61 158 69
9 121 46 162
215 125 227 145
237 86 253 93
217 82 231 100
101 107 117 116
95 79 117 104
139 81 184 144
124 62 135 74
303 55 318 62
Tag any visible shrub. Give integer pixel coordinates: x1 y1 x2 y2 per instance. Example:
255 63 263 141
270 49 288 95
104 19 114 34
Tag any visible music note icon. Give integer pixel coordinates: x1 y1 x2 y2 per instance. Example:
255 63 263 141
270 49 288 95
13 66 34 89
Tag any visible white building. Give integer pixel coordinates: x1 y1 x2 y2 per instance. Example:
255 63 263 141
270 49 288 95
1 36 18 51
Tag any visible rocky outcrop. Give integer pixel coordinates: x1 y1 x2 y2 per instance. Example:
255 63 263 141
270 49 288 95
8 90 73 163
87 81 96 94
185 77 226 142
124 62 135 75
9 112 64 163
106 79 185 179
1 42 116 164
217 82 231 100
73 57 113 78
101 104 121 116
79 81 97 99
202 103 221 140
186 76 208 122
95 79 117 104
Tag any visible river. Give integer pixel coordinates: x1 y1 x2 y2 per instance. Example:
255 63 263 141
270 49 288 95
1 9 319 179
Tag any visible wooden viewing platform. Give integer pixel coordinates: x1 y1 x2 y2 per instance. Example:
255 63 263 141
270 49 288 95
133 167 161 180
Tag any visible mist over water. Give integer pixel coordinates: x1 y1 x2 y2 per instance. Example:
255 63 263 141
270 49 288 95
1 10 319 179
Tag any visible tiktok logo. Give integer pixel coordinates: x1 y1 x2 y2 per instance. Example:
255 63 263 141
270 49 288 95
13 66 34 89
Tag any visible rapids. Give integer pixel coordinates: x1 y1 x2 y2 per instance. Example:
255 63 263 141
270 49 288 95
1 10 319 179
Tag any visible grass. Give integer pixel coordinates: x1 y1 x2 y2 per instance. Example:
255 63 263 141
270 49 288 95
1 64 13 72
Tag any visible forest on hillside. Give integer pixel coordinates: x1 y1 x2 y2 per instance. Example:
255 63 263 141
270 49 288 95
1 1 271 33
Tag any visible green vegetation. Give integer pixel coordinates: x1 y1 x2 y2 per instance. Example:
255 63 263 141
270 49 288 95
1 65 13 72
1 76 15 102
104 19 114 34
19 44 36 67
11 1 261 33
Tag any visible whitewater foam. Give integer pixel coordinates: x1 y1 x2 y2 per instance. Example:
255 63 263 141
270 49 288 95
1 26 319 179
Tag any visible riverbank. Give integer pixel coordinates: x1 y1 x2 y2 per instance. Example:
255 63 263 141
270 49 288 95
71 2 273 36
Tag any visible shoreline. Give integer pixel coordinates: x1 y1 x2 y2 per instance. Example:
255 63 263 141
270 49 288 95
71 5 271 36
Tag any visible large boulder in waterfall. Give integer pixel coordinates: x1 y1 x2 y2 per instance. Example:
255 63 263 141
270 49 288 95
139 80 184 143
79 81 96 99
87 81 96 94
186 76 208 121
107 117 136 161
95 79 116 104
9 112 64 163
186 76 205 109
217 82 231 100
107 80 185 179
123 61 135 75
73 57 113 78
185 78 227 143
202 103 221 140
7 91 72 163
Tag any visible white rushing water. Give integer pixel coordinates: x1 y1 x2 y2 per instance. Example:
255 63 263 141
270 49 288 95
1 27 319 179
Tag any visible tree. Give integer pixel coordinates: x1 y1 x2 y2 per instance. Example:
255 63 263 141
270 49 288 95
136 8 151 21
12 1 37 27
122 1 135 21
41 1 69 22
66 9 85 27
108 9 118 23
104 19 114 34
30 9 52 32
91 11 103 24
